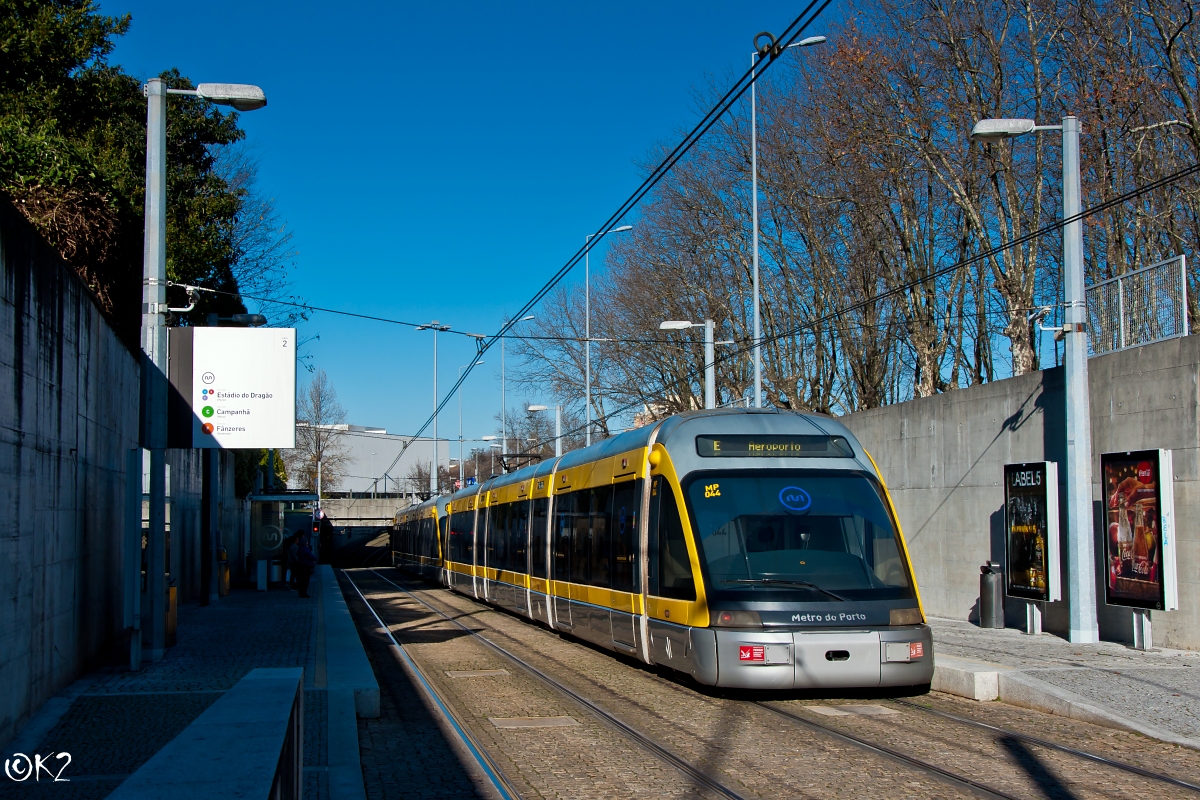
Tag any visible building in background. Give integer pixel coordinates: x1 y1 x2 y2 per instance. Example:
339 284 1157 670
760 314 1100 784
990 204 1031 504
290 424 449 500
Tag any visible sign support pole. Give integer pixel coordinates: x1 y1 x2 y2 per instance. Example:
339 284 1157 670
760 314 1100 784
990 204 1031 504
1132 609 1152 650
1025 601 1042 635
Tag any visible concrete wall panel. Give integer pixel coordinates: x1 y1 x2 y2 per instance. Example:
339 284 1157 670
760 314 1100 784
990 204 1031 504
0 200 142 745
844 335 1200 649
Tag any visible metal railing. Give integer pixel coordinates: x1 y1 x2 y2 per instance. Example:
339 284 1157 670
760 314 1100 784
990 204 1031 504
1088 254 1189 355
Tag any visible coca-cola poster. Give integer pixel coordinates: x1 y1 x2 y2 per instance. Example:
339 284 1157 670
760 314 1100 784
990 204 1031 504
1003 462 1060 603
1102 450 1179 611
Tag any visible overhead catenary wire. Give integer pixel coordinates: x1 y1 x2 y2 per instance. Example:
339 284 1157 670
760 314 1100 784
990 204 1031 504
508 160 1200 457
167 283 719 345
377 0 835 482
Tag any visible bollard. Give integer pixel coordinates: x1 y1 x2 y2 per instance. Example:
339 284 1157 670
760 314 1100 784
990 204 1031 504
165 583 178 646
979 562 1005 629
217 547 230 597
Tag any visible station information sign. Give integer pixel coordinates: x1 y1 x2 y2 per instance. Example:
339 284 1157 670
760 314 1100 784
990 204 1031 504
192 328 296 449
1101 449 1178 611
1003 462 1061 603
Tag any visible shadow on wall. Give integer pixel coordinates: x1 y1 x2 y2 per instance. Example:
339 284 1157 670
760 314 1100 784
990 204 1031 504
908 375 1047 545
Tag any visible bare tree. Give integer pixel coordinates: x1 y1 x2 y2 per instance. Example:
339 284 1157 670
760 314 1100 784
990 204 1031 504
216 144 302 324
510 0 1200 428
284 369 350 493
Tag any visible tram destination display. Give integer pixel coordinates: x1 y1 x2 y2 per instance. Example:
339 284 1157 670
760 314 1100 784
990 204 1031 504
1102 449 1179 611
696 434 854 458
1003 462 1061 602
191 327 296 449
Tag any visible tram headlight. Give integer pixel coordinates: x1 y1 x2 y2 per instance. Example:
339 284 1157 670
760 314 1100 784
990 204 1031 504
712 610 762 628
889 607 923 625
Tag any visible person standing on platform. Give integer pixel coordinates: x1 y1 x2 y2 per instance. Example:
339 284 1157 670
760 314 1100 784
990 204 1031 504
295 534 317 598
285 533 300 590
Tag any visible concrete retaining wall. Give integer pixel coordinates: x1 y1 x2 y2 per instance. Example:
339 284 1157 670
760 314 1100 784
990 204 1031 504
0 201 140 746
843 335 1200 649
0 201 248 747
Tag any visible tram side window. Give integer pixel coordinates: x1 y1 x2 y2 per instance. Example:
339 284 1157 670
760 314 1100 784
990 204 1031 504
510 500 529 574
649 476 696 600
611 481 640 593
488 504 509 572
589 486 613 588
553 492 575 581
461 510 475 562
570 489 592 585
530 498 549 579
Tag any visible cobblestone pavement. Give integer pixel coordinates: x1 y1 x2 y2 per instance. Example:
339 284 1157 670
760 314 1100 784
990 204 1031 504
349 568 1200 800
930 616 1200 738
0 581 326 799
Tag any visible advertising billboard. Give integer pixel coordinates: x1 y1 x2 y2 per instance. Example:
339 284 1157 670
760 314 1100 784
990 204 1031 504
192 328 296 449
1102 449 1178 611
1003 462 1061 603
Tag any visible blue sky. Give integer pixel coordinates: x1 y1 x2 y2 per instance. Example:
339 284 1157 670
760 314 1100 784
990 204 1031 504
107 1 828 453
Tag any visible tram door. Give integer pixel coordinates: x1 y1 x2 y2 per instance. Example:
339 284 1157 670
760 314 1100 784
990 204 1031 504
551 493 572 629
471 506 482 599
514 499 529 614
609 480 640 649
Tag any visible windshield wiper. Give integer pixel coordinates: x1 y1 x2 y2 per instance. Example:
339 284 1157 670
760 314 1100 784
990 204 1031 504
720 578 846 602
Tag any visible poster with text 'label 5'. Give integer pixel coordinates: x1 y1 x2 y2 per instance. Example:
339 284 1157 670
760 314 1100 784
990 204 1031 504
1102 449 1178 611
192 328 296 449
1003 462 1060 603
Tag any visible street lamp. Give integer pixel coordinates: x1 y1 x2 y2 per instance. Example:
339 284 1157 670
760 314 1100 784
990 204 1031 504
527 404 562 457
417 321 451 495
501 315 535 466
480 435 498 480
660 320 717 409
139 76 267 666
969 115 1096 643
458 361 483 483
750 34 825 408
585 225 633 446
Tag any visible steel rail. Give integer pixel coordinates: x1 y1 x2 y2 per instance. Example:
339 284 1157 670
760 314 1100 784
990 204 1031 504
754 702 1024 800
358 568 750 800
893 698 1200 793
340 570 524 800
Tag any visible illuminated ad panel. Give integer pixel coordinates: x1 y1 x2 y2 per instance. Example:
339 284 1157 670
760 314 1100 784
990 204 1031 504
1101 449 1178 611
192 328 296 449
1002 462 1060 603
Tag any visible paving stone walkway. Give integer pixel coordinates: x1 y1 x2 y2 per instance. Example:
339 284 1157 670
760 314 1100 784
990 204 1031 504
1 580 326 799
931 616 1200 740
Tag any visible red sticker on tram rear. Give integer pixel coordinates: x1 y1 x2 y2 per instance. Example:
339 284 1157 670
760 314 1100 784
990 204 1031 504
909 642 924 659
739 645 765 662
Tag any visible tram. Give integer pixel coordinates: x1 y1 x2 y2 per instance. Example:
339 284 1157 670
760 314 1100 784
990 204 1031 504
392 409 933 690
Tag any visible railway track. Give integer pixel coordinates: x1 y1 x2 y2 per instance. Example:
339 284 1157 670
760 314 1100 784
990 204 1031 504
349 567 1200 800
891 698 1200 793
344 567 749 800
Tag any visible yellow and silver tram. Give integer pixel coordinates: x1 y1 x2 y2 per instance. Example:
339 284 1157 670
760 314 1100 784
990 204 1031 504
392 409 933 690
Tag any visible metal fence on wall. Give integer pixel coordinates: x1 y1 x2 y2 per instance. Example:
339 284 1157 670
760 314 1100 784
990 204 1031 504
1088 254 1189 356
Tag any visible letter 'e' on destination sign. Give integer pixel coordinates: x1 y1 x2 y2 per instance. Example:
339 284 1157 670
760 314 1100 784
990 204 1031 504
696 434 854 458
192 328 296 449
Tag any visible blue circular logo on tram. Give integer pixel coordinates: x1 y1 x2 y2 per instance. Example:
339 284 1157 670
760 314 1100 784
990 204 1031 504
779 486 811 513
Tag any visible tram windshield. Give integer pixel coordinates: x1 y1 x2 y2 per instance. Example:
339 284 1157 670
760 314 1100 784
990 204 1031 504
685 471 914 600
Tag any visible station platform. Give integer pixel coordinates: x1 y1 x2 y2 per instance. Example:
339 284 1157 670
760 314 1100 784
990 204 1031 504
930 616 1200 749
0 567 373 800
